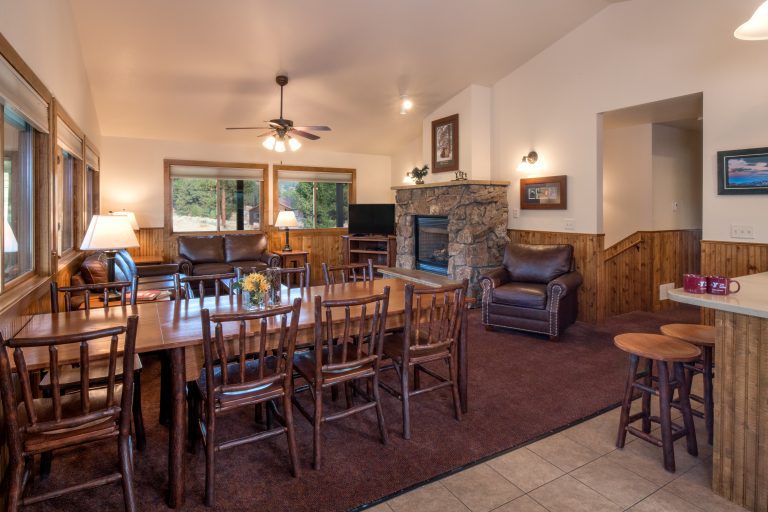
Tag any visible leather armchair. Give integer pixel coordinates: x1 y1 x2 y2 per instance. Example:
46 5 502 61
75 249 180 293
480 243 582 340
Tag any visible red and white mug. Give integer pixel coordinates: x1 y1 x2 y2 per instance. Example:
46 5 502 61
683 274 708 294
707 275 741 295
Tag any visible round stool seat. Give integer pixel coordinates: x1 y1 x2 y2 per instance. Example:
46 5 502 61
614 333 701 362
660 323 715 347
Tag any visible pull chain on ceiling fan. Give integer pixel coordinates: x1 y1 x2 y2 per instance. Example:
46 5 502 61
226 75 331 152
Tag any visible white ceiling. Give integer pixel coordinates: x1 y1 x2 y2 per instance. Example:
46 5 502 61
69 0 613 155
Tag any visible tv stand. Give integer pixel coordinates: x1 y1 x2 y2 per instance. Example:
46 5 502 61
342 235 397 270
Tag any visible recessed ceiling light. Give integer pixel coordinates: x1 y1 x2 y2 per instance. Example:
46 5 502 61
400 95 414 115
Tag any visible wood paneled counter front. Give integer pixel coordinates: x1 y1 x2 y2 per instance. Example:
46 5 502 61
669 273 768 511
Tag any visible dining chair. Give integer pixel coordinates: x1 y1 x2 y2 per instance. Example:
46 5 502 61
188 298 302 506
321 259 374 285
292 286 390 469
0 316 140 511
173 270 241 300
43 279 146 453
279 263 311 290
379 281 466 439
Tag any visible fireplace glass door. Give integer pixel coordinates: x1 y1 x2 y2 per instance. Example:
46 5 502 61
414 216 449 275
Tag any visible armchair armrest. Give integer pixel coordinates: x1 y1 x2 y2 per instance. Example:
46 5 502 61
258 252 281 268
136 263 180 278
479 267 510 290
175 258 193 276
547 271 583 298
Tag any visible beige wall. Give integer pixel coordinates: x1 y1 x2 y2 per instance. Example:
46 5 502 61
602 124 654 247
0 0 101 144
391 136 423 188
101 136 392 228
652 124 702 232
491 0 768 242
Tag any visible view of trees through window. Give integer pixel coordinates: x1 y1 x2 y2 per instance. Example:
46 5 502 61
279 180 349 229
172 177 261 232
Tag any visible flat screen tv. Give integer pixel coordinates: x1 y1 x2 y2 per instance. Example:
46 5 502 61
348 204 395 235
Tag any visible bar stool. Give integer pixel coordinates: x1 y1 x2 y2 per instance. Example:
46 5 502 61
660 323 715 445
614 333 700 472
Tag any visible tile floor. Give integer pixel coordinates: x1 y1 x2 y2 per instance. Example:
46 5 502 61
365 379 748 512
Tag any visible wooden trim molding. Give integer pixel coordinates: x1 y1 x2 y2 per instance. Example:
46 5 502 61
0 32 53 103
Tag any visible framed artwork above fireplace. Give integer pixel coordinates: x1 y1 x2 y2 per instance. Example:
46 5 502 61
432 114 459 173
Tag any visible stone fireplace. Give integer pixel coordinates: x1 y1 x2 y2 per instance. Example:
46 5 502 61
393 181 510 297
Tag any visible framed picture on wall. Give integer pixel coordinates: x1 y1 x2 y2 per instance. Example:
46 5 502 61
520 175 568 210
717 146 768 195
431 114 459 173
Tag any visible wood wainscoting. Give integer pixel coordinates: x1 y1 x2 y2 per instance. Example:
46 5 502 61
508 230 605 324
603 230 702 318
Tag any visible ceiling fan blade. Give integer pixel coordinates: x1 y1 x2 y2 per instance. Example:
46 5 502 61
226 126 272 130
292 125 331 131
256 131 274 138
266 120 285 128
290 129 321 140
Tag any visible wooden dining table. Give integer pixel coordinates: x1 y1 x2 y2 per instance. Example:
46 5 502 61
11 278 470 508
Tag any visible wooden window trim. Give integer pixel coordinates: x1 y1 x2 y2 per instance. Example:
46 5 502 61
272 164 356 230
0 33 53 104
164 158 268 239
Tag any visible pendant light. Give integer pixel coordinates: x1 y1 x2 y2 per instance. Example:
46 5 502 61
735 1 768 40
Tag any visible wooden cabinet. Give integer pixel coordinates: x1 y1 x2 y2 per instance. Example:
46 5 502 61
342 235 396 269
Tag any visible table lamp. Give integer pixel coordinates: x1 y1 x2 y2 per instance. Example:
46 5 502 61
109 210 140 231
274 210 298 252
80 215 140 282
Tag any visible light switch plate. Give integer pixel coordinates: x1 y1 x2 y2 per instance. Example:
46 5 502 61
564 218 575 231
512 208 520 218
731 224 755 239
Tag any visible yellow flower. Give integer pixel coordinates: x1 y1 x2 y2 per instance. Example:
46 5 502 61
241 272 269 295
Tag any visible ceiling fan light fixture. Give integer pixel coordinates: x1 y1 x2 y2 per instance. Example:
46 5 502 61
288 137 301 152
735 0 768 40
400 95 413 115
262 135 276 150
274 138 287 153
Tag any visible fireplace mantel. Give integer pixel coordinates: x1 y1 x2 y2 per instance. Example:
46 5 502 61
391 179 510 191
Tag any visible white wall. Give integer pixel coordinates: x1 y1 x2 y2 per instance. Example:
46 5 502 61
652 125 702 232
0 0 101 144
491 0 768 242
602 124 653 247
101 136 392 228
390 136 423 188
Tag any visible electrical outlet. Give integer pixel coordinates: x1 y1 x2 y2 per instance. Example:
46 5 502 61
659 282 675 301
672 201 679 212
564 218 575 231
512 208 520 218
731 224 755 239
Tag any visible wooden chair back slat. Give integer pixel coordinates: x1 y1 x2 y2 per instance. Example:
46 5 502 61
404 281 467 360
79 341 90 415
174 270 241 301
51 277 137 313
50 346 63 421
279 263 310 289
315 287 389 372
321 259 374 285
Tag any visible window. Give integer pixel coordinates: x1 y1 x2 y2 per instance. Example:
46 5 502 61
57 150 75 252
274 166 355 229
85 145 100 224
2 106 34 284
165 160 266 234
55 115 83 257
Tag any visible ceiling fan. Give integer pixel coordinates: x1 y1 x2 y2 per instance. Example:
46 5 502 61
226 75 331 152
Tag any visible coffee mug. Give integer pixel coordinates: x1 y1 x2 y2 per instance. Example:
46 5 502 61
707 275 741 295
683 273 708 294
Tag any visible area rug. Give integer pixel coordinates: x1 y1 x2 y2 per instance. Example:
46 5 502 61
23 306 699 511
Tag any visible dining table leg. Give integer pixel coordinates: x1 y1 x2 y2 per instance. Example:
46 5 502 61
458 303 469 413
167 346 186 508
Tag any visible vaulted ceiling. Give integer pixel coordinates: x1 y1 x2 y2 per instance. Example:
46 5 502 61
69 0 616 155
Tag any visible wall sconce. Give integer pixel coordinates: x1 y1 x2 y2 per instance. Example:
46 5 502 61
517 151 539 171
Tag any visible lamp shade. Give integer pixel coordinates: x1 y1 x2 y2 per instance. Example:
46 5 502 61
110 210 140 230
80 215 140 251
274 210 299 228
4 219 18 253
735 0 768 40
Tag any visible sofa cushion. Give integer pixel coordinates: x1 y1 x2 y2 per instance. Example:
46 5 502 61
224 234 268 263
503 243 573 284
492 282 548 309
191 262 234 276
80 254 109 284
178 236 225 264
229 261 268 273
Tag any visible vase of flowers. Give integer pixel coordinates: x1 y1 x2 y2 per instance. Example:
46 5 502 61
408 165 429 185
234 272 271 310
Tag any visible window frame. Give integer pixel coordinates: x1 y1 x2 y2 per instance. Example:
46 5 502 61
272 165 356 232
84 141 100 224
164 159 268 238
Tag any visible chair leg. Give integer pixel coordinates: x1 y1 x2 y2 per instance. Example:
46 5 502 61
7 456 25 512
282 393 300 478
133 370 146 451
187 389 199 454
159 352 172 426
675 362 698 457
204 414 216 506
401 363 411 440
657 361 676 472
616 354 640 449
372 374 389 445
344 381 354 409
703 346 714 446
119 435 137 512
448 356 462 422
413 364 421 391
312 385 323 470
642 359 653 434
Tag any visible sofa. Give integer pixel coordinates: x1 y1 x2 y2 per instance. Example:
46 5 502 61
175 234 280 276
479 243 583 340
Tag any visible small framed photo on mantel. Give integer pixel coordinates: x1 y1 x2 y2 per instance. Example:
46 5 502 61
520 175 567 210
717 146 768 195
432 114 459 173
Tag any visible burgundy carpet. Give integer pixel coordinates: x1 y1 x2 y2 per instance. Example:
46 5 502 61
23 306 699 511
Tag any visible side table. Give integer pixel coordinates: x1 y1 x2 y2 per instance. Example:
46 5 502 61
274 250 309 269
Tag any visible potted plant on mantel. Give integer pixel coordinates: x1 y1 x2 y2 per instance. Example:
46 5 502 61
408 165 429 185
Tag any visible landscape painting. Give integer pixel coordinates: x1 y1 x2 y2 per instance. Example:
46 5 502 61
718 147 768 195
